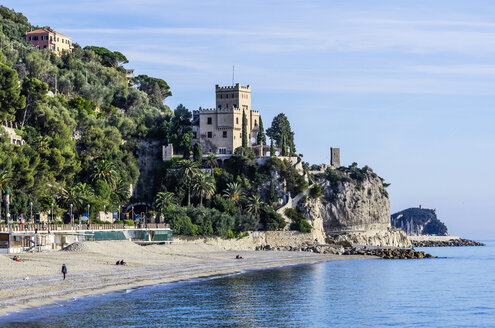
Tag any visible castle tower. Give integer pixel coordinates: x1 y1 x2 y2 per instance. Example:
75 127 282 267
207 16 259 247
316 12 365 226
196 84 260 156
330 147 340 168
216 83 251 111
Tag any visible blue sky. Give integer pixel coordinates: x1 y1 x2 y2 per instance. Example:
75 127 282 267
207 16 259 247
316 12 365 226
4 0 495 239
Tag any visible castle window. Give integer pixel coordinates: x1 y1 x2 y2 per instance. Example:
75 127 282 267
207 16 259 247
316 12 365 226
207 117 212 125
223 131 227 138
236 117 239 124
208 132 212 138
218 105 221 109
254 120 258 126
226 94 228 99
232 93 234 98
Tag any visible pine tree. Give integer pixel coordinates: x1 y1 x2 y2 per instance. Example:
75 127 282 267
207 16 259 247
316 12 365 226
242 110 248 148
257 117 266 145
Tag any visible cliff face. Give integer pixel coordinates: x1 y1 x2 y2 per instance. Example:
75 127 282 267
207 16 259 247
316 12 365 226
298 167 411 247
391 208 448 236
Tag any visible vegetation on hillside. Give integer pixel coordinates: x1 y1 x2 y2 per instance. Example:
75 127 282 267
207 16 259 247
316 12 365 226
0 6 304 237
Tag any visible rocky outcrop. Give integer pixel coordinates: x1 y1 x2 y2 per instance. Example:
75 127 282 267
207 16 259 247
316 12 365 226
391 207 448 236
298 167 411 248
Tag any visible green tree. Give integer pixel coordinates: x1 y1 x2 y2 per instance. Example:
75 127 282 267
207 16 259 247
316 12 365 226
192 173 216 206
84 46 128 68
134 74 172 109
246 194 263 215
257 117 266 145
266 113 296 155
20 77 48 126
205 153 218 172
0 63 26 121
242 110 248 148
192 142 202 164
91 159 117 187
177 160 200 206
167 104 193 156
223 182 244 206
309 184 322 199
153 191 178 213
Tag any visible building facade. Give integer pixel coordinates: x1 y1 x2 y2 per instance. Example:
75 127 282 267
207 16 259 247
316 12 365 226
192 84 260 155
25 28 73 54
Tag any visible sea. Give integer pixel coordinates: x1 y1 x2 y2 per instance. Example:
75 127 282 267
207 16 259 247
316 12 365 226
1 241 494 328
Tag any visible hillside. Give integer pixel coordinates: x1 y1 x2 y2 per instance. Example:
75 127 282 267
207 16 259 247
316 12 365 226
391 207 448 236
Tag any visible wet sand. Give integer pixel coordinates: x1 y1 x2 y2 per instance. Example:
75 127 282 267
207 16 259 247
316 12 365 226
0 240 372 316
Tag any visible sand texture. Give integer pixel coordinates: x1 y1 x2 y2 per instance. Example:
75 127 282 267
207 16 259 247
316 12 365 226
0 240 371 316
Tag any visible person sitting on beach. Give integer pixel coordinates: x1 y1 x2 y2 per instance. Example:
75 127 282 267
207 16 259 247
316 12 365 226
116 260 120 265
119 259 127 266
235 255 243 259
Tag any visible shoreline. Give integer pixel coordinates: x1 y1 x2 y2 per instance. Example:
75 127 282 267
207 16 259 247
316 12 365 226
0 241 373 317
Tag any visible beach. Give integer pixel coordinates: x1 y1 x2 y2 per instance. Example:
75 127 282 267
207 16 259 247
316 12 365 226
0 240 370 316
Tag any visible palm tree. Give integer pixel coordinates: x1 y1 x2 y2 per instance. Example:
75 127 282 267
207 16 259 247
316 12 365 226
246 195 263 215
223 182 244 205
60 185 83 212
153 191 178 212
74 182 94 206
112 177 130 203
91 160 117 187
205 153 218 172
193 173 216 206
177 160 200 206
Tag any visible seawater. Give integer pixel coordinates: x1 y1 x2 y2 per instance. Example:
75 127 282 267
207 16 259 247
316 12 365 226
1 242 494 328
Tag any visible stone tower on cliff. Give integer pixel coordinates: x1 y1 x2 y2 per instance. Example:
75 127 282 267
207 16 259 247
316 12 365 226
191 83 260 155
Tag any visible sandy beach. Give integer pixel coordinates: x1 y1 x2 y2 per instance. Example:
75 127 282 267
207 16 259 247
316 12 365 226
0 240 371 316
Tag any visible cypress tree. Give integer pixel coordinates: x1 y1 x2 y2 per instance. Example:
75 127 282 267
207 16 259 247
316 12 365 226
242 110 248 148
270 138 275 157
257 117 266 145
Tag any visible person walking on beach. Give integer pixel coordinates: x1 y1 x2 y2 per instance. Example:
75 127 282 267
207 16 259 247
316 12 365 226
61 264 67 280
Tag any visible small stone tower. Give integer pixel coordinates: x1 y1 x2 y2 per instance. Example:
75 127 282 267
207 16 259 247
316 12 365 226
330 147 340 168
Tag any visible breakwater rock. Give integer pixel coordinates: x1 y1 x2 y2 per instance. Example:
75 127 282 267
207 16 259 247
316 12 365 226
344 247 437 259
412 238 485 247
255 244 345 255
255 244 437 259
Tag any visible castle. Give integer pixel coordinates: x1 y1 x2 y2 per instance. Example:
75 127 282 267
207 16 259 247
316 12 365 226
191 83 260 155
163 83 263 160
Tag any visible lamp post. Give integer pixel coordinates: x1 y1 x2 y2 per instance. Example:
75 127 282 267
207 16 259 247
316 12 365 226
51 203 54 223
118 205 121 222
103 205 106 222
87 204 90 225
70 204 73 227
30 201 33 223
5 189 10 227
132 206 134 222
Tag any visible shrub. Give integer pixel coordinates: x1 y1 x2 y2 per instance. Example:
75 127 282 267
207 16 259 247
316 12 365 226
290 219 312 233
309 184 322 199
285 208 312 233
261 206 286 231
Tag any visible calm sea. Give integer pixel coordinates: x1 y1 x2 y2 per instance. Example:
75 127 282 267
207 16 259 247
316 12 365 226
1 242 494 328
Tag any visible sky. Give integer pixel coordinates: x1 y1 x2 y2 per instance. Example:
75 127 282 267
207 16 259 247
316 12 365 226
4 0 495 239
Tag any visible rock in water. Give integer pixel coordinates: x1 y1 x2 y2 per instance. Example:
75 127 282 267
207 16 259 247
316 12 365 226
391 207 448 236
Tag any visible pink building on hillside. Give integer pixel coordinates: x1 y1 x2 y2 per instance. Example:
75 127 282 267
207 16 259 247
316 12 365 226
25 28 73 54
